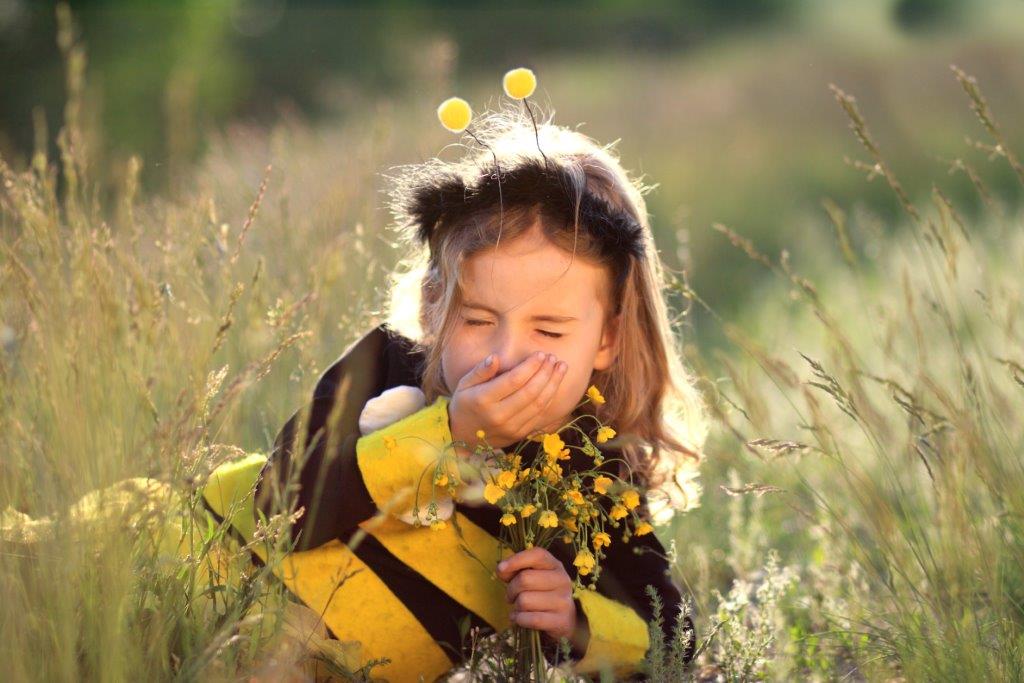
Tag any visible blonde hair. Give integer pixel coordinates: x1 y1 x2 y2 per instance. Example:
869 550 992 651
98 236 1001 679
378 102 709 510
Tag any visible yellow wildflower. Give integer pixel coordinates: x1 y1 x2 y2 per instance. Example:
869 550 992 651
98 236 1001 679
586 385 606 405
542 463 563 484
430 519 447 531
497 469 517 490
517 467 532 482
500 513 517 526
520 503 537 518
437 97 471 133
622 489 641 510
503 67 537 100
610 504 628 520
484 482 506 505
537 510 559 528
593 531 612 550
593 476 613 495
635 521 654 536
596 426 616 444
574 549 596 576
563 489 585 506
542 433 565 458
562 516 578 533
433 472 448 487
475 429 486 439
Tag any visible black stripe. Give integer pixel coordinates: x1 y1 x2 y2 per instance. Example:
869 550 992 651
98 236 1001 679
455 501 502 539
339 526 494 665
202 492 496 663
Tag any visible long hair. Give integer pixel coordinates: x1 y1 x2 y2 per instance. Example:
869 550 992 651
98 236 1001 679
378 102 709 517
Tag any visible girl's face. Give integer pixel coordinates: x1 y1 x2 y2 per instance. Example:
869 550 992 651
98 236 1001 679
441 224 619 435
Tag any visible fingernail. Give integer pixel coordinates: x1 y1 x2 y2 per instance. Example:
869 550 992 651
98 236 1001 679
484 354 493 366
497 560 507 571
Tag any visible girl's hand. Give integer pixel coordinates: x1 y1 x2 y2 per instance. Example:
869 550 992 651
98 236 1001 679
496 547 578 644
448 351 568 451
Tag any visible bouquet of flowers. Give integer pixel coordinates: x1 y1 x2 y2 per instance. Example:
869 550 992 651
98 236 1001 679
412 384 655 680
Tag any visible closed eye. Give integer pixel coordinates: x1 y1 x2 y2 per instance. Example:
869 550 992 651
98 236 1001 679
463 318 564 339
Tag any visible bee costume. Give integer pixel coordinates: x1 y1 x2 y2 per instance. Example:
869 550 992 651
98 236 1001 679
203 322 696 681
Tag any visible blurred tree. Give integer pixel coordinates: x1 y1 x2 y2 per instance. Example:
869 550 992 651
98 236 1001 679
0 0 796 192
892 0 966 30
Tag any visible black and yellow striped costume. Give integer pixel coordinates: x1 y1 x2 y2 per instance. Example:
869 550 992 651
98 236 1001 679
201 323 696 681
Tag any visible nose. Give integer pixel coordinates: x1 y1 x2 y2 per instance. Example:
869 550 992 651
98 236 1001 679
492 325 538 373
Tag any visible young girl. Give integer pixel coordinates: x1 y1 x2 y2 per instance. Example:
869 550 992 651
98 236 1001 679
204 103 709 680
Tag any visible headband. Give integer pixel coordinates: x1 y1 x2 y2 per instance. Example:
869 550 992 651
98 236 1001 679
391 67 647 297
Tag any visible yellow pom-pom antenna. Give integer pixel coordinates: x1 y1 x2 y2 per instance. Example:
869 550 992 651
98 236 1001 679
437 96 472 133
504 65 550 171
503 67 537 100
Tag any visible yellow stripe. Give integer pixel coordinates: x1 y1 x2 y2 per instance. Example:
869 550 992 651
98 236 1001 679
278 540 453 682
362 511 514 632
202 454 453 681
356 396 453 517
572 586 650 676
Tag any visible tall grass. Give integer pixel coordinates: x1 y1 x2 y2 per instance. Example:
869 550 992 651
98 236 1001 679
2 4 1023 681
0 6 324 680
674 63 1024 680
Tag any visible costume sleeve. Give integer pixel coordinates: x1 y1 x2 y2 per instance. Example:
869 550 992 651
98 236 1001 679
541 490 697 677
254 324 458 551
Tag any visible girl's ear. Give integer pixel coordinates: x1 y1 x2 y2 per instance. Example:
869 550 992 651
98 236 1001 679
406 170 468 245
592 313 621 372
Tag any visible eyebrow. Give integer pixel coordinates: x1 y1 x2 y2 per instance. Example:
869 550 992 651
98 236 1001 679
462 301 579 323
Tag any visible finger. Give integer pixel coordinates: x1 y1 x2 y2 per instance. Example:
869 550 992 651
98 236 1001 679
496 546 561 581
457 353 501 390
476 351 548 403
513 589 572 613
510 359 567 435
506 568 566 603
497 353 559 422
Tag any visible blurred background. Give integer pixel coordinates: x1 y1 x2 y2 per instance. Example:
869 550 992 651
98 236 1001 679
3 0 1023 353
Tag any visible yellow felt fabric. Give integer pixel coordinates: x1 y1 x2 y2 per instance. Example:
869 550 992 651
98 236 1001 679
201 454 452 682
572 585 651 676
355 394 455 519
277 538 453 681
202 452 267 551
